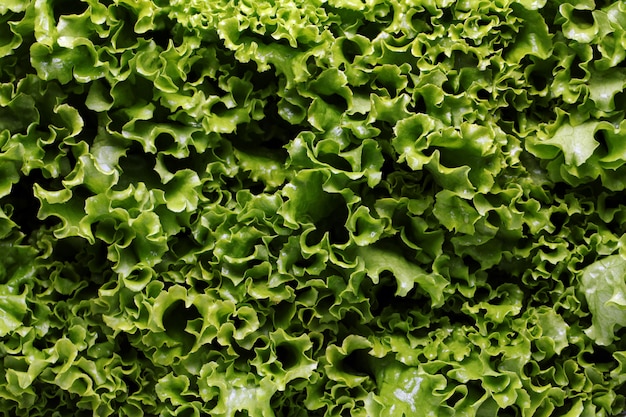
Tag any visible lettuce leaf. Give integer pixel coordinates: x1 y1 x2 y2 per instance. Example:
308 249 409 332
580 255 626 346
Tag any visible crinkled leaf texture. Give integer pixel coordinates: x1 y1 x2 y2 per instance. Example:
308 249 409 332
2 0 626 416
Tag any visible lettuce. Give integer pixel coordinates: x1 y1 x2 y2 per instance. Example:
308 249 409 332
580 255 626 347
2 0 626 416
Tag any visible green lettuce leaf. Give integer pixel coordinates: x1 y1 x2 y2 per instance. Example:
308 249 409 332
580 254 626 346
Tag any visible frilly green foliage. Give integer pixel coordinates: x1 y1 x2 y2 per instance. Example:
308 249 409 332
2 0 626 416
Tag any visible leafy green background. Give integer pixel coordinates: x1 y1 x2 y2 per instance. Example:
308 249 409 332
2 0 626 416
